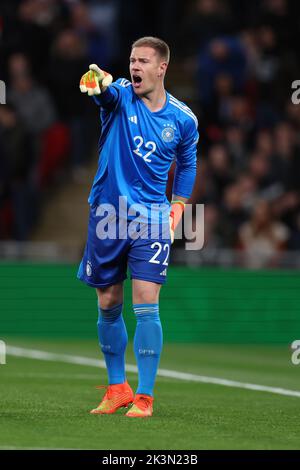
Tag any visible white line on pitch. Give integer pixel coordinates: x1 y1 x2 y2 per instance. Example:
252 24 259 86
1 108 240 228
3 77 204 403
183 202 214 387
2 372 102 380
6 345 300 399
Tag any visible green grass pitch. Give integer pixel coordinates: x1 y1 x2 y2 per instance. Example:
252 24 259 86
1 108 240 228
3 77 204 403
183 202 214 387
1 338 300 450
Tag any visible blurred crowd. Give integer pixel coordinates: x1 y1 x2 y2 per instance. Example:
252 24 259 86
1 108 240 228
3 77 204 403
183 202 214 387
0 0 300 267
174 0 300 267
0 0 119 239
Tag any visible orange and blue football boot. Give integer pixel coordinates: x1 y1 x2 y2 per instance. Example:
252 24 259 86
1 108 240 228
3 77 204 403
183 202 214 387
90 381 134 415
125 394 154 418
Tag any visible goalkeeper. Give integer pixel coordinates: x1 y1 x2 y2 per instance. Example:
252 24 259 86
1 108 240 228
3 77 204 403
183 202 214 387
77 36 198 418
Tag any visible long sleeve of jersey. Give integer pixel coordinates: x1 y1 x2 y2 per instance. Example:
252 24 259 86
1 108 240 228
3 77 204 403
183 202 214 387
172 118 199 198
93 84 120 109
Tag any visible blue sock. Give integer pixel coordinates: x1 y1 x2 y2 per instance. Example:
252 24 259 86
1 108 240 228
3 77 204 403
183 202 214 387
97 303 128 385
133 304 163 397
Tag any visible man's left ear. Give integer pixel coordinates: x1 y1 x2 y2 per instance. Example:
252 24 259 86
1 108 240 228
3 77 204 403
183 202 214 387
159 62 168 77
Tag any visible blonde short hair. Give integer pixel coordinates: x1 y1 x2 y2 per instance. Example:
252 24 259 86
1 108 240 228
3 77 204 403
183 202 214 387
131 36 170 63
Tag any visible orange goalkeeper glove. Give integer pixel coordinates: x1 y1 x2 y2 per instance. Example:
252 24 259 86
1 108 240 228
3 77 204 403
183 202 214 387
169 200 185 244
79 64 113 96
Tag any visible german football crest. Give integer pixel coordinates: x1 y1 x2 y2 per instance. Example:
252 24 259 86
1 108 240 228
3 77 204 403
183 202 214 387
162 123 176 142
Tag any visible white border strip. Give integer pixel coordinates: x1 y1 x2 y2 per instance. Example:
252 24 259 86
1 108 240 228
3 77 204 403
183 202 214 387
6 346 300 398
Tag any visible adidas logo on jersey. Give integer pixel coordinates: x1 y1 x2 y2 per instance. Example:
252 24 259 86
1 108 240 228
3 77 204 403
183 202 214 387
128 115 138 124
160 269 167 276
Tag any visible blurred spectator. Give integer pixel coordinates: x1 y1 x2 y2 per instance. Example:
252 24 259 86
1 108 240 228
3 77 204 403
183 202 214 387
254 129 274 158
0 104 37 239
198 36 247 106
238 199 289 268
259 0 297 52
46 30 86 121
46 29 95 176
69 1 111 67
288 212 300 250
221 182 248 246
0 105 33 182
248 151 273 190
206 144 233 201
286 100 300 128
203 203 223 250
224 125 247 171
179 0 236 57
226 94 253 131
8 53 56 135
253 25 279 88
84 0 120 64
3 0 55 80
236 173 258 212
205 73 234 127
272 122 300 191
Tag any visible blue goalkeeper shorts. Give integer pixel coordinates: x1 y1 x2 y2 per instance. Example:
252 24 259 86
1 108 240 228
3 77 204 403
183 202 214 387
77 204 171 287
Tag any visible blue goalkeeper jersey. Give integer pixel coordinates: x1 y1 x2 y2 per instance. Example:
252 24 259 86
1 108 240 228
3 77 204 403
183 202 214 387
88 78 198 219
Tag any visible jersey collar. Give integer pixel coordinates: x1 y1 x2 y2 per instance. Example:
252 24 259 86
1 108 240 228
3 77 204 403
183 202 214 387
137 91 170 115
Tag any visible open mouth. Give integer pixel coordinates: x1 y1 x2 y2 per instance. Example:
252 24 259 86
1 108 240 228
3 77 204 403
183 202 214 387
132 75 143 87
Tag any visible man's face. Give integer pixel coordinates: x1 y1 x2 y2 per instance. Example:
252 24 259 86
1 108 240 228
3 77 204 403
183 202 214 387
130 46 166 95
